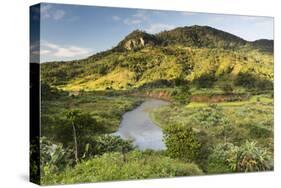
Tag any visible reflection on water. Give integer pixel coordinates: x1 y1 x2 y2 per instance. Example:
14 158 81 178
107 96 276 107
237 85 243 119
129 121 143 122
114 99 169 150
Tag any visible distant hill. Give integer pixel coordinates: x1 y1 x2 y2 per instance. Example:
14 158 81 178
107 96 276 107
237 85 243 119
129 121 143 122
41 25 273 91
156 25 247 49
114 25 273 52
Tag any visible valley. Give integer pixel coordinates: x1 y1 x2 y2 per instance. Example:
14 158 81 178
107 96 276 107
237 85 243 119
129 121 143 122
37 25 274 184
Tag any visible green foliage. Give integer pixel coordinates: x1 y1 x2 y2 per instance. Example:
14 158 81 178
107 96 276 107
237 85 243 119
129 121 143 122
66 110 102 136
172 85 191 105
207 143 235 173
83 135 134 158
235 72 273 90
151 94 273 166
194 74 217 88
41 82 67 100
30 138 40 184
194 104 230 144
37 25 274 184
248 123 272 139
207 141 273 173
65 110 106 161
193 104 225 128
164 124 201 162
234 141 273 172
41 150 203 185
40 137 74 176
40 135 134 178
221 83 234 94
40 26 273 91
156 25 247 49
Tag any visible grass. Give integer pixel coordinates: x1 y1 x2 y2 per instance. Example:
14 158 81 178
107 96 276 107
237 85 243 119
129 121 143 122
41 150 203 185
150 93 273 148
40 88 274 185
41 93 143 134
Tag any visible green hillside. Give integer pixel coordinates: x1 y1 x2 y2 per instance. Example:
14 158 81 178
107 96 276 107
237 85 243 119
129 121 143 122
37 25 274 184
41 25 273 91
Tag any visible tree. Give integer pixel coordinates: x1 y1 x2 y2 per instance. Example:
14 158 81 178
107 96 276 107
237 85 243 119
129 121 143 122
221 83 234 94
164 124 201 162
172 85 191 105
234 72 256 88
66 110 80 163
66 110 100 163
194 73 216 88
94 135 133 154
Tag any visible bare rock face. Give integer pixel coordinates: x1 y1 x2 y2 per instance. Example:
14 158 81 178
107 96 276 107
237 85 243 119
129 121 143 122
124 37 145 50
116 30 161 51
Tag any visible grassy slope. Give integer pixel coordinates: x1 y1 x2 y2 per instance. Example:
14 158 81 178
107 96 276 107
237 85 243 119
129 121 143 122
41 45 273 91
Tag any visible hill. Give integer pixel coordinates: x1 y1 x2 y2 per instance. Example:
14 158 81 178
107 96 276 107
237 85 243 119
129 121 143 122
41 25 273 91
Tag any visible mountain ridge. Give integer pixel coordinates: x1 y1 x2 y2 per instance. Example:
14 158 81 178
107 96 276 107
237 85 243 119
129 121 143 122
41 25 274 91
112 25 273 52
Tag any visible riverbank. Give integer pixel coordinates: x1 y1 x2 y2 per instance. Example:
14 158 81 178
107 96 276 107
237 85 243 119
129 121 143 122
114 99 169 150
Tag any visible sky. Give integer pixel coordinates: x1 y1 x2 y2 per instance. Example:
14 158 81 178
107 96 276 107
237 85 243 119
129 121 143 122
31 3 274 63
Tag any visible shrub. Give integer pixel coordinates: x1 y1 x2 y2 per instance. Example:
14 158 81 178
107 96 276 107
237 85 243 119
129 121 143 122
194 73 217 88
234 141 273 172
235 72 273 90
164 124 201 162
193 104 224 128
248 123 272 139
41 150 203 185
207 141 273 173
221 83 234 94
172 86 191 105
82 135 134 158
207 143 235 174
235 73 256 88
40 137 74 176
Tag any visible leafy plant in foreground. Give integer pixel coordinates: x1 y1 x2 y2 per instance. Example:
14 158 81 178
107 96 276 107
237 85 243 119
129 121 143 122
65 110 101 162
40 137 74 176
207 141 273 173
41 150 203 185
232 141 273 172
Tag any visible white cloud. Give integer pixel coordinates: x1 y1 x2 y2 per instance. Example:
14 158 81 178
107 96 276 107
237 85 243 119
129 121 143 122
123 18 142 25
54 46 90 57
112 16 121 21
132 10 148 19
123 10 148 25
53 9 65 20
40 50 51 55
41 4 52 19
145 23 175 34
40 41 91 58
41 4 65 20
43 41 60 49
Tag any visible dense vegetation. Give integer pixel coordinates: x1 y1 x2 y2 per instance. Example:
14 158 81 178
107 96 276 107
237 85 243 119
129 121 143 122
35 25 274 185
41 150 203 184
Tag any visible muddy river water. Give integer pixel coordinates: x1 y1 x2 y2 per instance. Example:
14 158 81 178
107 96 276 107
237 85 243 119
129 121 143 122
114 99 169 150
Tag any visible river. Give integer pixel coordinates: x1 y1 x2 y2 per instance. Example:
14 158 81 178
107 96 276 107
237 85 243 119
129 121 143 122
114 99 169 150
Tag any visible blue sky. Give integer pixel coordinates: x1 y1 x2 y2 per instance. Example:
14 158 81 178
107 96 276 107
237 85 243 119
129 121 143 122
35 3 274 62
